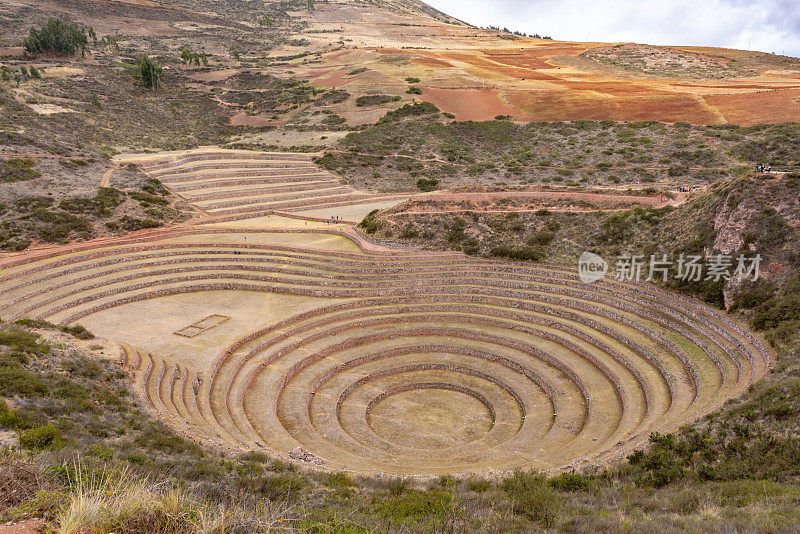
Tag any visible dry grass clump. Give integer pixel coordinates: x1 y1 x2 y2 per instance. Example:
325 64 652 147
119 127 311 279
56 463 227 534
51 460 309 534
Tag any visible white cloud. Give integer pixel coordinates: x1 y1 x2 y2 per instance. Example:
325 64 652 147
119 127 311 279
425 0 800 57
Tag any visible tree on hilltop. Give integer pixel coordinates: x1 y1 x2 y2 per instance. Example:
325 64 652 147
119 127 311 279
23 18 87 57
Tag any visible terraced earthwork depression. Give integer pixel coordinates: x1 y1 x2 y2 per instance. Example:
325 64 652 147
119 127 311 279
0 150 770 476
132 149 407 222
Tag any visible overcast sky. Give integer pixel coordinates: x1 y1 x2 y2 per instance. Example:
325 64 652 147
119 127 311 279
425 0 800 57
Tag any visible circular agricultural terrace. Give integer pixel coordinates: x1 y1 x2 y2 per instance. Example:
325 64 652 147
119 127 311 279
0 150 770 476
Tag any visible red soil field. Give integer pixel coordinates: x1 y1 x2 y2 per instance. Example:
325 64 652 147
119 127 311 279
481 46 587 70
705 88 800 126
312 70 353 88
411 57 455 68
418 87 518 120
481 51 554 70
433 51 560 81
557 80 674 97
505 90 723 124
270 21 800 125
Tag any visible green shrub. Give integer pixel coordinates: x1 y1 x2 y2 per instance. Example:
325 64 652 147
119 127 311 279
399 223 419 239
355 94 401 107
60 356 100 380
415 177 438 192
742 207 792 248
321 114 347 126
135 423 202 456
387 477 408 496
461 237 480 255
112 216 161 232
19 424 62 449
447 217 466 242
238 451 273 464
0 399 30 430
490 245 542 262
375 489 451 523
53 377 90 403
128 191 169 206
59 187 123 217
379 101 439 123
527 230 554 246
466 478 492 492
268 459 297 473
62 324 94 340
359 209 381 234
627 433 687 487
549 471 593 492
31 209 93 243
730 279 776 311
1 158 41 182
255 473 306 501
509 219 525 232
0 350 29 366
668 165 689 177
14 319 94 340
500 470 560 527
751 276 800 337
437 474 456 488
599 211 633 243
11 195 53 212
0 327 49 354
321 472 356 489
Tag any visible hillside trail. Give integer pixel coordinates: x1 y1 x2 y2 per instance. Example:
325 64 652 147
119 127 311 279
100 161 120 187
0 520 45 534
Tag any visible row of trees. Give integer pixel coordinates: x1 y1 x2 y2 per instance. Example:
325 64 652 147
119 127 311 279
23 18 124 61
180 46 208 67
24 19 126 57
485 25 553 39
2 65 41 84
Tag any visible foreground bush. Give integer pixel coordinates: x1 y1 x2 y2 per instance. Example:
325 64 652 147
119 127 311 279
501 470 561 528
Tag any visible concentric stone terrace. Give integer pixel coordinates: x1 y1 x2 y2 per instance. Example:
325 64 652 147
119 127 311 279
136 149 406 220
0 218 769 475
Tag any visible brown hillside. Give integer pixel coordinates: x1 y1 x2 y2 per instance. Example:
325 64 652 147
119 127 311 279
3 0 799 126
